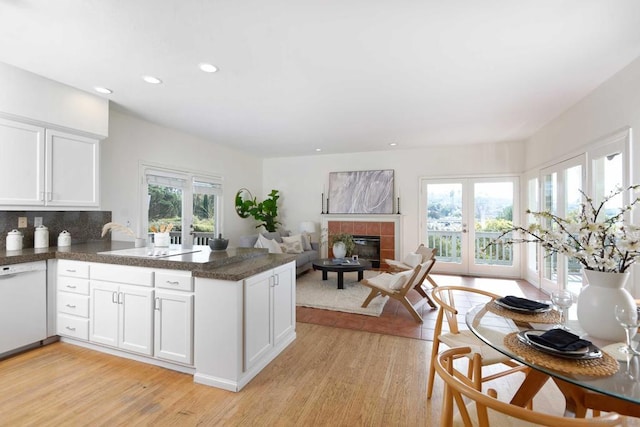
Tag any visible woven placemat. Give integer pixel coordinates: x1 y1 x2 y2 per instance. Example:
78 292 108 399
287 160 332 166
504 332 619 377
486 301 561 324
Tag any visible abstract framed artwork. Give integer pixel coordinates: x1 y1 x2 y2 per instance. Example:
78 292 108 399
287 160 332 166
328 169 394 214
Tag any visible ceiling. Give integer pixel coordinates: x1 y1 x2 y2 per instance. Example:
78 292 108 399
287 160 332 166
1 1 640 158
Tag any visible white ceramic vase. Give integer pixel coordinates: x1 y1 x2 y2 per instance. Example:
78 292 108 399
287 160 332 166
333 242 347 259
576 269 635 341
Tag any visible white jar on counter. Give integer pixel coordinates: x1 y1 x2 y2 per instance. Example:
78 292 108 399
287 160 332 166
57 230 71 247
34 225 49 248
6 229 23 251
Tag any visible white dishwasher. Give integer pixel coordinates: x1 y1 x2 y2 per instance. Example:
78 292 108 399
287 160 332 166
0 261 47 355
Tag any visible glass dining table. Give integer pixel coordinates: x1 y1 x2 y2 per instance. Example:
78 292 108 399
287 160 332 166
466 301 640 418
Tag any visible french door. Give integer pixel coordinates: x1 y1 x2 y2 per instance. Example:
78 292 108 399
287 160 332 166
421 176 520 277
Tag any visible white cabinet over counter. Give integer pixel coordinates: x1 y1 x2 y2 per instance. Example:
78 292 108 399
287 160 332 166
0 118 100 209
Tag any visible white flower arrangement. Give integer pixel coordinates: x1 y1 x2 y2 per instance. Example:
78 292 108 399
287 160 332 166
487 185 640 273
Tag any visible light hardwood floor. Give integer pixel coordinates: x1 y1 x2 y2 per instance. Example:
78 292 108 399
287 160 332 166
3 321 622 426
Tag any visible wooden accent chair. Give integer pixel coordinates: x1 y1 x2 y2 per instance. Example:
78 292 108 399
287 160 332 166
426 286 528 400
435 347 621 427
360 258 434 323
385 244 439 309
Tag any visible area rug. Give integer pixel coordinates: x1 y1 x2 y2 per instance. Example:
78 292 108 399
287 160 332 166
296 270 388 316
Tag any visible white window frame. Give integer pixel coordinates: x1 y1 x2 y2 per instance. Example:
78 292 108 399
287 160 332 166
139 162 223 246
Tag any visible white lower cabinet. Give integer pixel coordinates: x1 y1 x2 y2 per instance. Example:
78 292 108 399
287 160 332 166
244 263 295 371
57 260 90 341
90 280 154 356
194 260 296 391
154 289 193 364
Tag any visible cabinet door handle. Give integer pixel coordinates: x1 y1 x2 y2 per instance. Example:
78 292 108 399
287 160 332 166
118 292 124 305
66 269 77 273
65 304 76 308
65 326 76 331
166 280 180 286
274 273 279 286
112 291 118 304
155 297 160 311
66 284 77 289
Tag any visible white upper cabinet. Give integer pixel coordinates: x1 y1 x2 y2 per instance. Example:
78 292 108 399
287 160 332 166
45 130 99 207
0 118 45 206
0 118 100 209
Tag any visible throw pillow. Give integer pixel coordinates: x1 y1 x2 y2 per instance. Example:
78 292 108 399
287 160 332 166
403 252 422 268
285 233 311 251
390 270 414 290
268 238 283 254
255 234 282 254
281 235 304 254
300 234 313 251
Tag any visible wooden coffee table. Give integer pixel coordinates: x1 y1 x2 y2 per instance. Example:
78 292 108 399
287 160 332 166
312 258 372 289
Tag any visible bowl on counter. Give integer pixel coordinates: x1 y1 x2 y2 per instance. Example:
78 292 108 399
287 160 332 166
209 234 229 251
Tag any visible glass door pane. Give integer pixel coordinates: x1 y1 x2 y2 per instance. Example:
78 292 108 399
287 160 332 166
148 183 183 244
192 191 216 245
425 182 466 272
541 172 558 287
565 165 583 295
469 178 519 277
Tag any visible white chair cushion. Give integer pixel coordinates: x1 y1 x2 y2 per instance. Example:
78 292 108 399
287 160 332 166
438 330 512 365
403 252 422 268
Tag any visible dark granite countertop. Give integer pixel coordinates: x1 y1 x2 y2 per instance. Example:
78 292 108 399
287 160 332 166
0 241 297 281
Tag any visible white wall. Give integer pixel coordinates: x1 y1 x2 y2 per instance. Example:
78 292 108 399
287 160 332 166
0 62 108 137
525 56 640 296
263 140 525 257
101 109 263 244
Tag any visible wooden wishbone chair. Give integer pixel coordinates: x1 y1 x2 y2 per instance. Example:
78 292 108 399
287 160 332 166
385 245 439 309
426 286 528 400
360 258 433 323
435 347 621 427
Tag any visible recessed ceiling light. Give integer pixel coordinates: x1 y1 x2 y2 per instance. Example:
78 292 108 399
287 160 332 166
315 148 322 152
94 86 112 94
142 75 162 84
389 142 398 146
199 63 218 73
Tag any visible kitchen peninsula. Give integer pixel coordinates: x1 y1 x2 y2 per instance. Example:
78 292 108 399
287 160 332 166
0 242 297 392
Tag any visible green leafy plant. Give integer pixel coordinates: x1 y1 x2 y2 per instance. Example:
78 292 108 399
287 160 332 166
235 189 281 232
330 233 356 256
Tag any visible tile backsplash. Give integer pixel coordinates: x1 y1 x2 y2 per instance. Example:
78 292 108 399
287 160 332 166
0 211 112 250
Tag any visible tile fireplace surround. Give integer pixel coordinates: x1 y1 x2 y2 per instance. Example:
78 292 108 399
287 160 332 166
321 214 401 270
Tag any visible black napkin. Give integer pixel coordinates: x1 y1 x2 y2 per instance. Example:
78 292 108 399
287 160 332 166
527 329 592 352
500 295 550 311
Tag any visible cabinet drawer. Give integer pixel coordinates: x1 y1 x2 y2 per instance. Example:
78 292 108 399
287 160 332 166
57 277 90 295
90 263 154 287
155 270 193 291
57 292 89 317
58 260 90 278
57 314 89 340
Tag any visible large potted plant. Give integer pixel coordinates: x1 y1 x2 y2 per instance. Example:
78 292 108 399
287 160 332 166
235 189 281 232
486 184 640 340
331 233 355 258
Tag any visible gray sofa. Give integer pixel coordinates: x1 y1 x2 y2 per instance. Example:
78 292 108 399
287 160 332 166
238 231 319 275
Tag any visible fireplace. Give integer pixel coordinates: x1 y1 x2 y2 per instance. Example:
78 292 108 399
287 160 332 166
323 215 400 270
352 235 380 268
